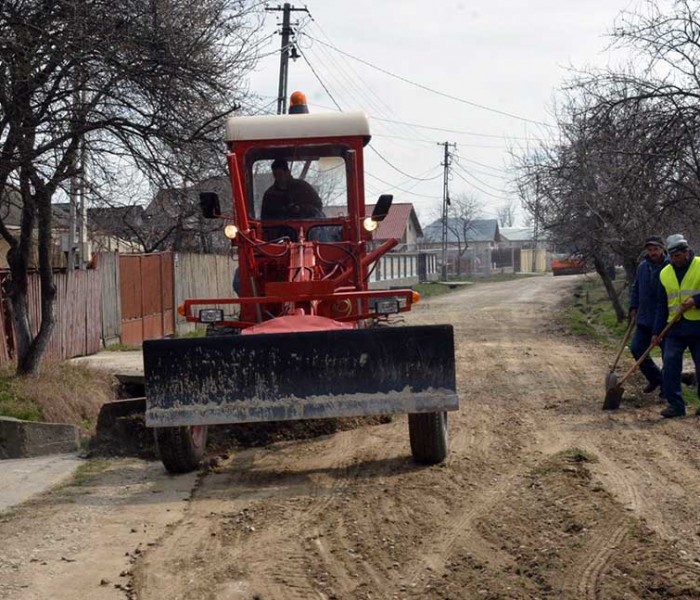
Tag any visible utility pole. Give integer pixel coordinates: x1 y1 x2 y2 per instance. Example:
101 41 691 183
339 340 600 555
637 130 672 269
439 142 456 281
266 3 307 115
532 173 541 273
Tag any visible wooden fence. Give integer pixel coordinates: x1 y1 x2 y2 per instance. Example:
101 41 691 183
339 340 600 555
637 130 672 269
0 248 436 361
98 252 121 346
0 269 102 366
97 252 238 343
174 253 238 334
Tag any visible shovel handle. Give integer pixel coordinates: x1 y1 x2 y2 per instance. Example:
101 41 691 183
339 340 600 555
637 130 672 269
617 309 684 387
610 319 635 372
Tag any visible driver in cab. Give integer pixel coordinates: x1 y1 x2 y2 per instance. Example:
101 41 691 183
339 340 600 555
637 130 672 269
261 158 324 220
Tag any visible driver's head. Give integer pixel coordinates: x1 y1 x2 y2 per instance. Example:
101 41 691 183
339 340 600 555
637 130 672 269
271 158 291 189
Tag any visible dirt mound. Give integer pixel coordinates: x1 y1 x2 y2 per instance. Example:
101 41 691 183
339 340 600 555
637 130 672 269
90 403 391 460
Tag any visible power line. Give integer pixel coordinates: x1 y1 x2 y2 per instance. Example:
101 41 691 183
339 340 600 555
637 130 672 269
298 46 442 182
367 144 440 181
305 34 555 129
371 116 543 141
365 171 442 199
452 169 510 200
454 161 510 194
297 46 343 110
303 17 435 145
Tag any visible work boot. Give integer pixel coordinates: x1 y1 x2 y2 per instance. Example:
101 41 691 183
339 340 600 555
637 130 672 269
643 381 661 394
660 406 686 418
682 372 697 386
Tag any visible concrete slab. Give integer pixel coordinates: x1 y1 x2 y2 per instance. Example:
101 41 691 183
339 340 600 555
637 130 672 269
0 453 82 513
0 417 80 459
71 350 144 378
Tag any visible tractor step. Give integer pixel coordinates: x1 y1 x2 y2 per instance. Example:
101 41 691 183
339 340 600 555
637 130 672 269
143 324 457 427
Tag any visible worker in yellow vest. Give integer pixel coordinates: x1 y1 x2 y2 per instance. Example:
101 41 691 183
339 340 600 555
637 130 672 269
653 234 700 418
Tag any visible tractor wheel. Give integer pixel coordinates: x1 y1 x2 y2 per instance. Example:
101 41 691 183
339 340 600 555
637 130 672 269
155 425 208 474
408 411 448 464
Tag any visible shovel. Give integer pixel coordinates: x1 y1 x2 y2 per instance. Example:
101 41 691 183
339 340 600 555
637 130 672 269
604 319 635 394
603 309 683 410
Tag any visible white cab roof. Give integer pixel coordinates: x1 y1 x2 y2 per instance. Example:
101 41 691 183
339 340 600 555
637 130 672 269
225 111 370 142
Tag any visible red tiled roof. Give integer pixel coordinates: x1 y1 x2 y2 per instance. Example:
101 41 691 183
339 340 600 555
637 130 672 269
325 202 419 241
368 202 417 241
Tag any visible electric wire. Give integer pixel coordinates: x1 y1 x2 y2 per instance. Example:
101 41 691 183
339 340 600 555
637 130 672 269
298 46 442 182
303 17 435 144
453 161 510 194
371 116 543 141
366 171 441 200
304 34 555 128
452 169 509 200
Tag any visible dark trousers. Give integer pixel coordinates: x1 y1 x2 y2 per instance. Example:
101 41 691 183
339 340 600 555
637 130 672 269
662 334 700 413
630 324 663 387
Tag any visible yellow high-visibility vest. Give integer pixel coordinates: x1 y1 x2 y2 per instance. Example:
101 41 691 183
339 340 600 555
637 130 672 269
659 256 700 321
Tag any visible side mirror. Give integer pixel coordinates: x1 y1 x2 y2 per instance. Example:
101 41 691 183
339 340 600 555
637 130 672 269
199 192 221 219
371 194 393 222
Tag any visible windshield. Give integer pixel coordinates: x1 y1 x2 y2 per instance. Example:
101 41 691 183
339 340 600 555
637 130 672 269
245 144 350 220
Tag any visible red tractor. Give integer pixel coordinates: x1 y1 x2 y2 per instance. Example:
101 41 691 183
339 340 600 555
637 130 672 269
143 94 458 473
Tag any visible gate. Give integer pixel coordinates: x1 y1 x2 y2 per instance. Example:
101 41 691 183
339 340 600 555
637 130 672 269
120 253 174 346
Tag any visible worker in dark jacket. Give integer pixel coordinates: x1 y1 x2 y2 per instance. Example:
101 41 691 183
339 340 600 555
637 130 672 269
652 234 700 418
261 159 324 220
629 236 668 395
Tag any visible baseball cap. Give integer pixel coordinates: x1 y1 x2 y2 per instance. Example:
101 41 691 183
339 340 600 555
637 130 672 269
644 236 665 249
666 234 689 254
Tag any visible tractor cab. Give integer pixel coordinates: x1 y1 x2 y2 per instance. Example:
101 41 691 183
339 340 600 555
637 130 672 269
197 104 401 329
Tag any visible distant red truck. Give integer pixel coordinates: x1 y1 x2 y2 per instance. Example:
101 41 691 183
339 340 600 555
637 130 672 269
551 254 586 276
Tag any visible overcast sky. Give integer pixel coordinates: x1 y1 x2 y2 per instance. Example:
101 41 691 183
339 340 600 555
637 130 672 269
247 0 639 226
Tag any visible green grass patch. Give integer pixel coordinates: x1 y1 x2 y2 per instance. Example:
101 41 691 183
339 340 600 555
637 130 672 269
565 278 629 345
104 342 141 352
0 372 43 421
71 458 115 486
682 386 699 411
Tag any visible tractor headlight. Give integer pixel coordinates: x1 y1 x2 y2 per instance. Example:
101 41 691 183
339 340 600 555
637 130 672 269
224 224 238 239
199 308 224 323
370 297 399 315
363 217 378 232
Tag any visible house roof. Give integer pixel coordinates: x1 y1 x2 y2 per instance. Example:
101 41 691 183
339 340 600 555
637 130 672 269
422 218 501 244
324 202 421 241
500 227 534 242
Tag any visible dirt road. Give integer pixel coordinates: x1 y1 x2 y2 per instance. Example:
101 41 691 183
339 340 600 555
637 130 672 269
3 274 700 600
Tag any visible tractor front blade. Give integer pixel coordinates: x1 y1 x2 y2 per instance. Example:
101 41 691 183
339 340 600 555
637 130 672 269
143 325 457 427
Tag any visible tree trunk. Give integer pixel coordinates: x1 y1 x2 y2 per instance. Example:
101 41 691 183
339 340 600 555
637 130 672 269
593 254 625 323
9 186 56 376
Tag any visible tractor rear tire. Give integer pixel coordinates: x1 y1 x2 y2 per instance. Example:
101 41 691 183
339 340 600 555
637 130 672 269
155 425 208 474
408 411 448 464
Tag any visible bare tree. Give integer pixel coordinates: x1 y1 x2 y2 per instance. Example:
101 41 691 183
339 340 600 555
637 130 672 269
0 0 263 374
514 0 700 321
496 198 518 228
446 193 482 276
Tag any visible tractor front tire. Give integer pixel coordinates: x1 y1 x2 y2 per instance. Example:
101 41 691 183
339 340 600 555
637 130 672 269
155 425 208 474
408 411 448 464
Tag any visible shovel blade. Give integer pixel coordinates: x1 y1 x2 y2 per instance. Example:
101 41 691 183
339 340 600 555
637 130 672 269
605 370 618 392
602 385 623 411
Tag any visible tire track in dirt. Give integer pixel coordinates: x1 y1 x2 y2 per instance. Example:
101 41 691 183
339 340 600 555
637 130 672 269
128 276 700 598
575 522 629 600
136 422 407 599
